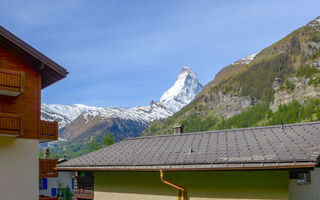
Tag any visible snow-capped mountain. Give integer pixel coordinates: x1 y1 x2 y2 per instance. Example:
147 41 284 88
42 66 202 129
42 101 173 129
160 66 203 112
41 66 203 156
42 104 95 128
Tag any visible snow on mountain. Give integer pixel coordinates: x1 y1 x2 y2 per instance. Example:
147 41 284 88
231 53 257 65
160 66 203 112
41 104 94 128
41 66 202 129
81 101 173 125
41 101 173 129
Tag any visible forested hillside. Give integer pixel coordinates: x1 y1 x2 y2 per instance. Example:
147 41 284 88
144 16 320 135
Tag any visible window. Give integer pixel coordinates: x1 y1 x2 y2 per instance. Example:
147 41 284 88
51 188 57 196
39 178 48 190
289 170 311 184
298 171 311 184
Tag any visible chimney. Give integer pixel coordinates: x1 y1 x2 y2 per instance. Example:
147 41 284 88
173 123 184 134
44 147 50 159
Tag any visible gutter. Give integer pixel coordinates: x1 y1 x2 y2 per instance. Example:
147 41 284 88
56 162 316 171
160 170 187 200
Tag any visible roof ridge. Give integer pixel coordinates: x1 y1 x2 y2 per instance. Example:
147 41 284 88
0 26 67 74
126 121 320 140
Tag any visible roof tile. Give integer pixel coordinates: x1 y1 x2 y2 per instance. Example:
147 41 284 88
58 122 320 170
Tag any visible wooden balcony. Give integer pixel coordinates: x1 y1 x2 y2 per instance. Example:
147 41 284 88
39 159 58 178
39 196 58 200
0 112 22 137
40 120 58 143
0 68 24 96
73 190 94 200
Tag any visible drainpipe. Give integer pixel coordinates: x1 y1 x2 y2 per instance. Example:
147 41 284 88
160 170 187 200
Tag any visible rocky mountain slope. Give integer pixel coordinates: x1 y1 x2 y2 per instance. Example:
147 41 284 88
42 66 202 133
206 53 257 88
144 16 320 136
41 66 202 158
57 101 173 140
42 101 173 131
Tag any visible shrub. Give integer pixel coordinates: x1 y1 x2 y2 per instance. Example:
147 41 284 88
296 64 318 78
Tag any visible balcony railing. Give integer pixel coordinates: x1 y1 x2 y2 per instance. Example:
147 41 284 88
0 112 22 137
40 120 58 143
74 175 94 199
74 190 94 200
39 159 58 178
0 68 24 96
39 196 58 200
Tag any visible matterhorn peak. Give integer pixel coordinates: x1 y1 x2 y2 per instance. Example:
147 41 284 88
181 65 193 73
160 66 203 112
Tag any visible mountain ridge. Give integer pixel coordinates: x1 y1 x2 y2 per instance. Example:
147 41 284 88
41 66 202 132
144 16 320 136
41 66 203 158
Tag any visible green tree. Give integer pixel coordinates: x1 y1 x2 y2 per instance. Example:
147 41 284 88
268 100 305 125
88 141 101 152
88 132 115 153
102 132 115 147
316 106 320 120
296 64 318 78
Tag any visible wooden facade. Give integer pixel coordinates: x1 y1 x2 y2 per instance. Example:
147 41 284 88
0 68 24 96
0 36 42 139
39 159 58 178
0 112 22 136
39 196 58 200
0 26 68 200
0 28 66 141
40 120 58 142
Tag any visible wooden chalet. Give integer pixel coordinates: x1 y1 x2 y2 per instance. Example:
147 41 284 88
0 25 67 200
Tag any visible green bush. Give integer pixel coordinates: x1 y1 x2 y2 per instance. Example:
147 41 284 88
310 49 320 60
297 64 318 78
280 79 295 91
316 105 320 120
308 76 320 86
216 99 320 131
180 115 218 133
268 100 304 125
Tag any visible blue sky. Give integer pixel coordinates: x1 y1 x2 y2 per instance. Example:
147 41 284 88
1 0 320 108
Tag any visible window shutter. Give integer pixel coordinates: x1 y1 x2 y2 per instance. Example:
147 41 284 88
43 178 48 190
72 178 74 189
51 188 57 197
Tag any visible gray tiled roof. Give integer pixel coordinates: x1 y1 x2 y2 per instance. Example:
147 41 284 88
57 122 320 171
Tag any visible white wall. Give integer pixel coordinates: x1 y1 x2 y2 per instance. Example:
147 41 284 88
0 137 39 200
289 168 320 200
39 171 74 197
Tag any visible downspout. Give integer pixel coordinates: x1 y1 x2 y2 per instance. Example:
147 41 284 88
160 170 187 200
